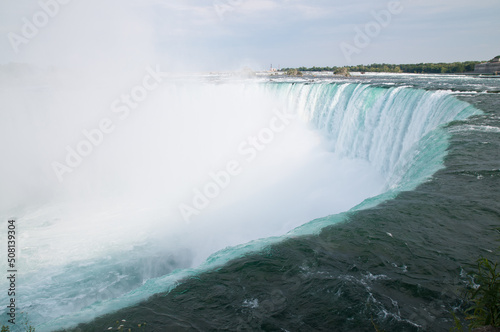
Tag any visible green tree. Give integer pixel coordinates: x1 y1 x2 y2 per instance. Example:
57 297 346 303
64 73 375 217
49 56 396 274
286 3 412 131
466 258 500 328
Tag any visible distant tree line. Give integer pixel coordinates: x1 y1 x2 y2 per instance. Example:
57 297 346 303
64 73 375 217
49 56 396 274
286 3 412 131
281 61 482 74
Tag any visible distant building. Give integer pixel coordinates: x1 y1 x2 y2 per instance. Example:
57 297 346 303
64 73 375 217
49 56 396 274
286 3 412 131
474 56 500 74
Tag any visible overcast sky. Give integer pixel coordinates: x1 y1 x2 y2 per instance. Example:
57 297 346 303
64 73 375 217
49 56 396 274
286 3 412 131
1 0 499 71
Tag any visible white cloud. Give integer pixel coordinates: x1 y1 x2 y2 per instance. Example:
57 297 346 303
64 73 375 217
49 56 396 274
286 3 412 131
1 0 499 69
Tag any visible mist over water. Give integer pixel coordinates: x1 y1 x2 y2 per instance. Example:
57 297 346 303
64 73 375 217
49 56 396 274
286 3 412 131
0 58 480 330
0 71 394 329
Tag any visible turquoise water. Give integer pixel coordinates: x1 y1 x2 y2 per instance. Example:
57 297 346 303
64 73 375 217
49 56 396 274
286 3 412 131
1 74 499 331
